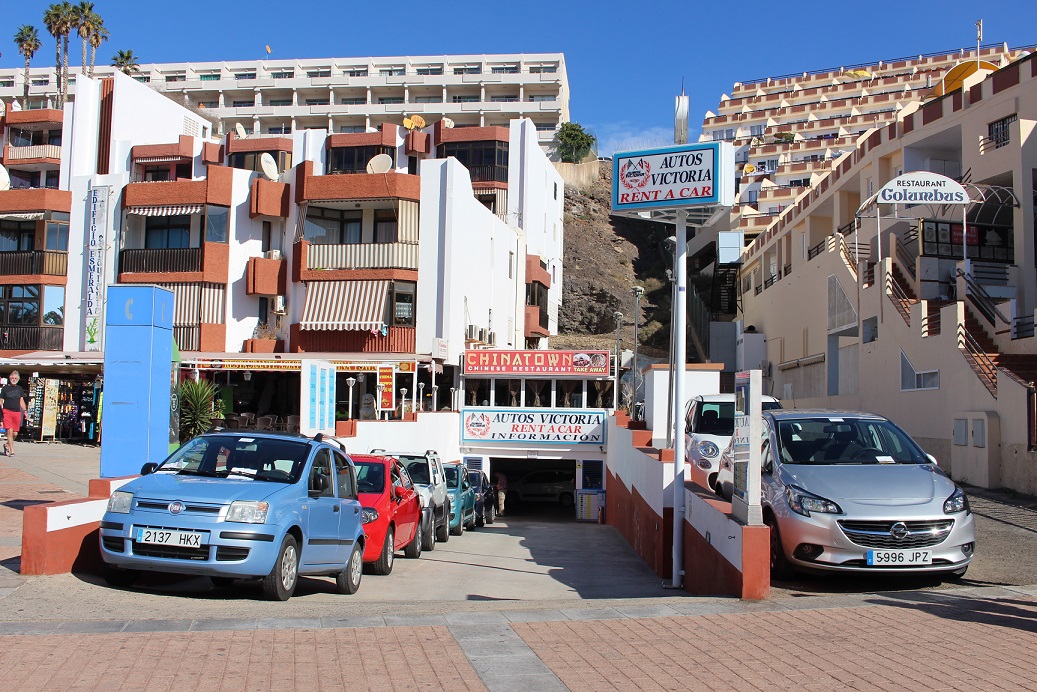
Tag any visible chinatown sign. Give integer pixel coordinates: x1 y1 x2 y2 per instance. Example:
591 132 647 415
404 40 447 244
461 408 606 445
877 171 968 205
612 142 735 212
464 349 610 376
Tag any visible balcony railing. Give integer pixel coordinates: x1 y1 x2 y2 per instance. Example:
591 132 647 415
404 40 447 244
307 242 419 270
0 250 68 276
0 326 63 351
6 144 61 160
467 165 509 184
120 247 202 274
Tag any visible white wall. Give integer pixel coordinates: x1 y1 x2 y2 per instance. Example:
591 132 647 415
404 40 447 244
605 416 672 509
340 412 461 462
417 158 526 363
643 366 722 445
226 168 262 350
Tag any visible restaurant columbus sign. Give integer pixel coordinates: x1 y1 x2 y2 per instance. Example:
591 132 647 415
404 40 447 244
461 409 606 445
877 171 969 205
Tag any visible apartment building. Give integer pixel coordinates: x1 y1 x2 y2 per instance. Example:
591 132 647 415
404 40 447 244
0 53 569 159
0 68 564 426
688 43 1034 358
733 51 1037 495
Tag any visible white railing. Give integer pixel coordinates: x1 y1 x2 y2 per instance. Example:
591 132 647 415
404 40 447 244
7 144 61 160
308 242 419 270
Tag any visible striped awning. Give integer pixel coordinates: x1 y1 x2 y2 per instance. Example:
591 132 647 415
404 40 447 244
133 155 189 164
0 212 45 221
300 280 389 331
154 283 226 324
126 204 204 217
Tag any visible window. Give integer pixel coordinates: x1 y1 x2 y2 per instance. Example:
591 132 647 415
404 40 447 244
0 80 13 88
536 123 556 132
333 452 356 498
750 124 765 137
415 66 443 75
747 189 758 204
307 69 331 78
165 75 185 83
494 379 521 407
338 125 365 133
308 449 334 497
205 206 229 243
305 98 330 106
134 76 151 83
556 380 583 408
199 74 220 81
271 71 294 79
453 66 481 75
374 210 398 243
344 68 368 77
227 151 292 174
327 145 394 175
42 285 64 326
529 66 557 74
451 95 479 103
436 141 508 183
0 220 35 251
379 67 405 77
527 95 556 102
491 65 519 74
144 215 191 249
490 95 519 102
378 97 404 105
142 164 172 182
0 285 41 326
269 99 292 107
45 222 68 251
235 72 256 80
232 100 253 108
900 351 940 390
198 101 218 108
412 95 442 103
391 281 415 326
525 379 549 407
340 97 366 105
988 114 1017 149
303 207 361 245
261 221 272 253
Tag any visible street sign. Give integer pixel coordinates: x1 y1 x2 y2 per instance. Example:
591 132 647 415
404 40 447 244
611 142 735 213
732 369 763 526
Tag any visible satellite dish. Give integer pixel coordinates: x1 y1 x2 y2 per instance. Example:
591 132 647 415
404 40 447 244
742 164 755 175
0 101 6 118
259 152 279 181
402 117 414 130
366 154 393 174
0 166 10 192
441 117 455 129
10 99 21 112
365 125 379 133
234 122 247 139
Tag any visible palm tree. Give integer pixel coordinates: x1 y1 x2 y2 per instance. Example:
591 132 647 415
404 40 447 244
42 4 66 102
57 2 75 101
111 49 139 76
72 2 96 76
14 26 43 110
88 21 107 77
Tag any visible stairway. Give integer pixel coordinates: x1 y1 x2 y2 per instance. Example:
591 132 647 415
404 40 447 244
889 265 919 324
711 264 740 319
924 300 954 336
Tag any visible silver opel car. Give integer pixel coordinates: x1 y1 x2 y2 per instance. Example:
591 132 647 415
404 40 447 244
756 410 975 579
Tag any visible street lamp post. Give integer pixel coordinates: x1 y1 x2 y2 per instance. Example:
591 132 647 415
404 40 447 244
376 383 385 420
630 285 645 418
612 310 623 410
399 388 408 418
431 384 439 411
449 387 457 411
417 382 425 411
345 377 357 419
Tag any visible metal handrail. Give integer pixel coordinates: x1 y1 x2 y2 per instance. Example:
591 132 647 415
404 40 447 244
887 271 913 323
957 268 1010 325
1013 315 1035 340
957 324 998 394
808 240 825 259
894 236 917 280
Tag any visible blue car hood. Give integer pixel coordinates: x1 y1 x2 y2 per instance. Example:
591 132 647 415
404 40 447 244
120 473 289 505
784 463 949 503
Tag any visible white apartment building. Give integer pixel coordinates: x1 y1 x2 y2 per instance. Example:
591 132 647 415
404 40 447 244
0 53 570 159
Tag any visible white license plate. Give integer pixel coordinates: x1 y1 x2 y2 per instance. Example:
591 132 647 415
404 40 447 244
134 528 206 547
866 549 932 566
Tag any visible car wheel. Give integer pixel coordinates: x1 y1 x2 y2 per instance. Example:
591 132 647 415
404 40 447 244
211 576 236 588
262 534 299 601
486 503 495 525
560 492 575 508
450 513 464 536
336 542 363 595
404 524 422 559
436 502 451 543
476 506 485 528
421 513 436 551
765 515 794 581
465 507 476 530
947 566 969 581
372 527 395 575
102 564 138 588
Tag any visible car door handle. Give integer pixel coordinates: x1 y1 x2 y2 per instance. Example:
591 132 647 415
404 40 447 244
333 505 340 513
354 506 359 514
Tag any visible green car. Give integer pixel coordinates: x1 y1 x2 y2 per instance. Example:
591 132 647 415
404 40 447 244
444 463 476 536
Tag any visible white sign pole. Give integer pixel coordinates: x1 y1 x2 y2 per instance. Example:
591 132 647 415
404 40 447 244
732 369 763 525
671 209 687 588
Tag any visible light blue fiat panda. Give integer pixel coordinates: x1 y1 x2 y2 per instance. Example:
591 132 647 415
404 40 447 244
99 431 365 600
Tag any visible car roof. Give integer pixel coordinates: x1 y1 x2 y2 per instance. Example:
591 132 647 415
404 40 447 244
765 409 888 421
202 430 313 442
694 393 779 403
348 453 396 464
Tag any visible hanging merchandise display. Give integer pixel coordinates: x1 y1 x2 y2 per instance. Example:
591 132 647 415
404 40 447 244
23 375 102 443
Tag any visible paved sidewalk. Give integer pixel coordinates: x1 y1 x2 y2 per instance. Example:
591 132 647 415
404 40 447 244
4 444 1037 690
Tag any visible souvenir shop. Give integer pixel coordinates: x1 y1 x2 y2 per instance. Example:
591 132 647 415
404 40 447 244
0 357 104 444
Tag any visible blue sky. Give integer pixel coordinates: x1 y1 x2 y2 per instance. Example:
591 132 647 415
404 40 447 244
3 1 1036 154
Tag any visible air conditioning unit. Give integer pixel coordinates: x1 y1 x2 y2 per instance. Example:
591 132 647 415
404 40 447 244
272 295 286 314
265 249 284 261
478 328 488 343
488 331 496 346
466 325 478 340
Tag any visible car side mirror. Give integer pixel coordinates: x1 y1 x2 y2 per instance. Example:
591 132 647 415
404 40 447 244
309 473 329 497
763 459 773 475
393 485 406 500
140 462 158 476
927 454 938 465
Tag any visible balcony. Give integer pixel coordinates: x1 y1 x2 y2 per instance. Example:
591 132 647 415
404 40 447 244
0 326 63 352
246 256 288 295
3 144 61 164
524 305 549 338
2 108 63 127
290 325 415 354
123 165 234 208
119 247 202 274
295 161 420 203
307 242 419 271
0 250 68 279
0 188 71 215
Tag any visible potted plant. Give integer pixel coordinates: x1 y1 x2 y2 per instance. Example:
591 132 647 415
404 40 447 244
179 378 224 442
244 318 284 353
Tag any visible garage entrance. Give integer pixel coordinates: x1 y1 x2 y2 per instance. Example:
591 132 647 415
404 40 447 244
463 456 605 520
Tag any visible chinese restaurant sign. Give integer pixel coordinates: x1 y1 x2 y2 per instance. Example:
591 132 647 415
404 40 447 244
461 408 606 445
464 350 610 376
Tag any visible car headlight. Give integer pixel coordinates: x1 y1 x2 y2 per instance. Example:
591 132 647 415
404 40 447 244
785 486 842 517
698 441 720 459
226 500 269 524
943 487 971 514
361 508 379 524
107 491 133 514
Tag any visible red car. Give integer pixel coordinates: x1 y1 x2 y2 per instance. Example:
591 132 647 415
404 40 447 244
352 453 422 575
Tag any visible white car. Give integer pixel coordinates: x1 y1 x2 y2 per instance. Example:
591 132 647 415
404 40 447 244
684 393 781 491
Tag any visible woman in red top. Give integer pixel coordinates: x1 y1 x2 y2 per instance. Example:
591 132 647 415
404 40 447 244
0 371 28 457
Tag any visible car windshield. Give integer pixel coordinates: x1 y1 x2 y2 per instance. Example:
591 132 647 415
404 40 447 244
467 471 480 488
156 435 309 482
403 458 430 484
444 466 461 489
695 401 782 436
775 417 929 465
354 460 386 494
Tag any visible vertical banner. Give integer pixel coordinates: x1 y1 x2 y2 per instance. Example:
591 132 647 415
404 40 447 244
84 185 111 352
300 360 336 436
378 367 394 411
41 379 59 439
732 369 763 526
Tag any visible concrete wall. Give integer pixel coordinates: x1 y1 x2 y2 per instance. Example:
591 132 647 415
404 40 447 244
643 364 724 446
339 411 462 461
553 160 600 192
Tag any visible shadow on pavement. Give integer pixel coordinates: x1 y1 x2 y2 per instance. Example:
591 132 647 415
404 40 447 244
864 590 1037 633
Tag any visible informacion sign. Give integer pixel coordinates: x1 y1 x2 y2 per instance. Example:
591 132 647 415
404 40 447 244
463 349 610 376
731 369 763 526
611 142 735 213
461 408 606 445
84 185 111 351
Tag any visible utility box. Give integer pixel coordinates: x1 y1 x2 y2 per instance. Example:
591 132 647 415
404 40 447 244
100 285 174 478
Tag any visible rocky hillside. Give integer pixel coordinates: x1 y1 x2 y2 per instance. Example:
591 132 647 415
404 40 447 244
553 164 674 357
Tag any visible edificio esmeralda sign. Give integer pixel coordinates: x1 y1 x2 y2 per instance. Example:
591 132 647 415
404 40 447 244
461 408 606 445
611 142 735 212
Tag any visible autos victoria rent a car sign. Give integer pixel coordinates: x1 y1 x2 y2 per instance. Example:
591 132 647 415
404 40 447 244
462 409 606 445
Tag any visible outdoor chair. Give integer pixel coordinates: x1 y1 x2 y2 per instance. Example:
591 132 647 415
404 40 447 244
285 414 300 433
254 415 274 431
